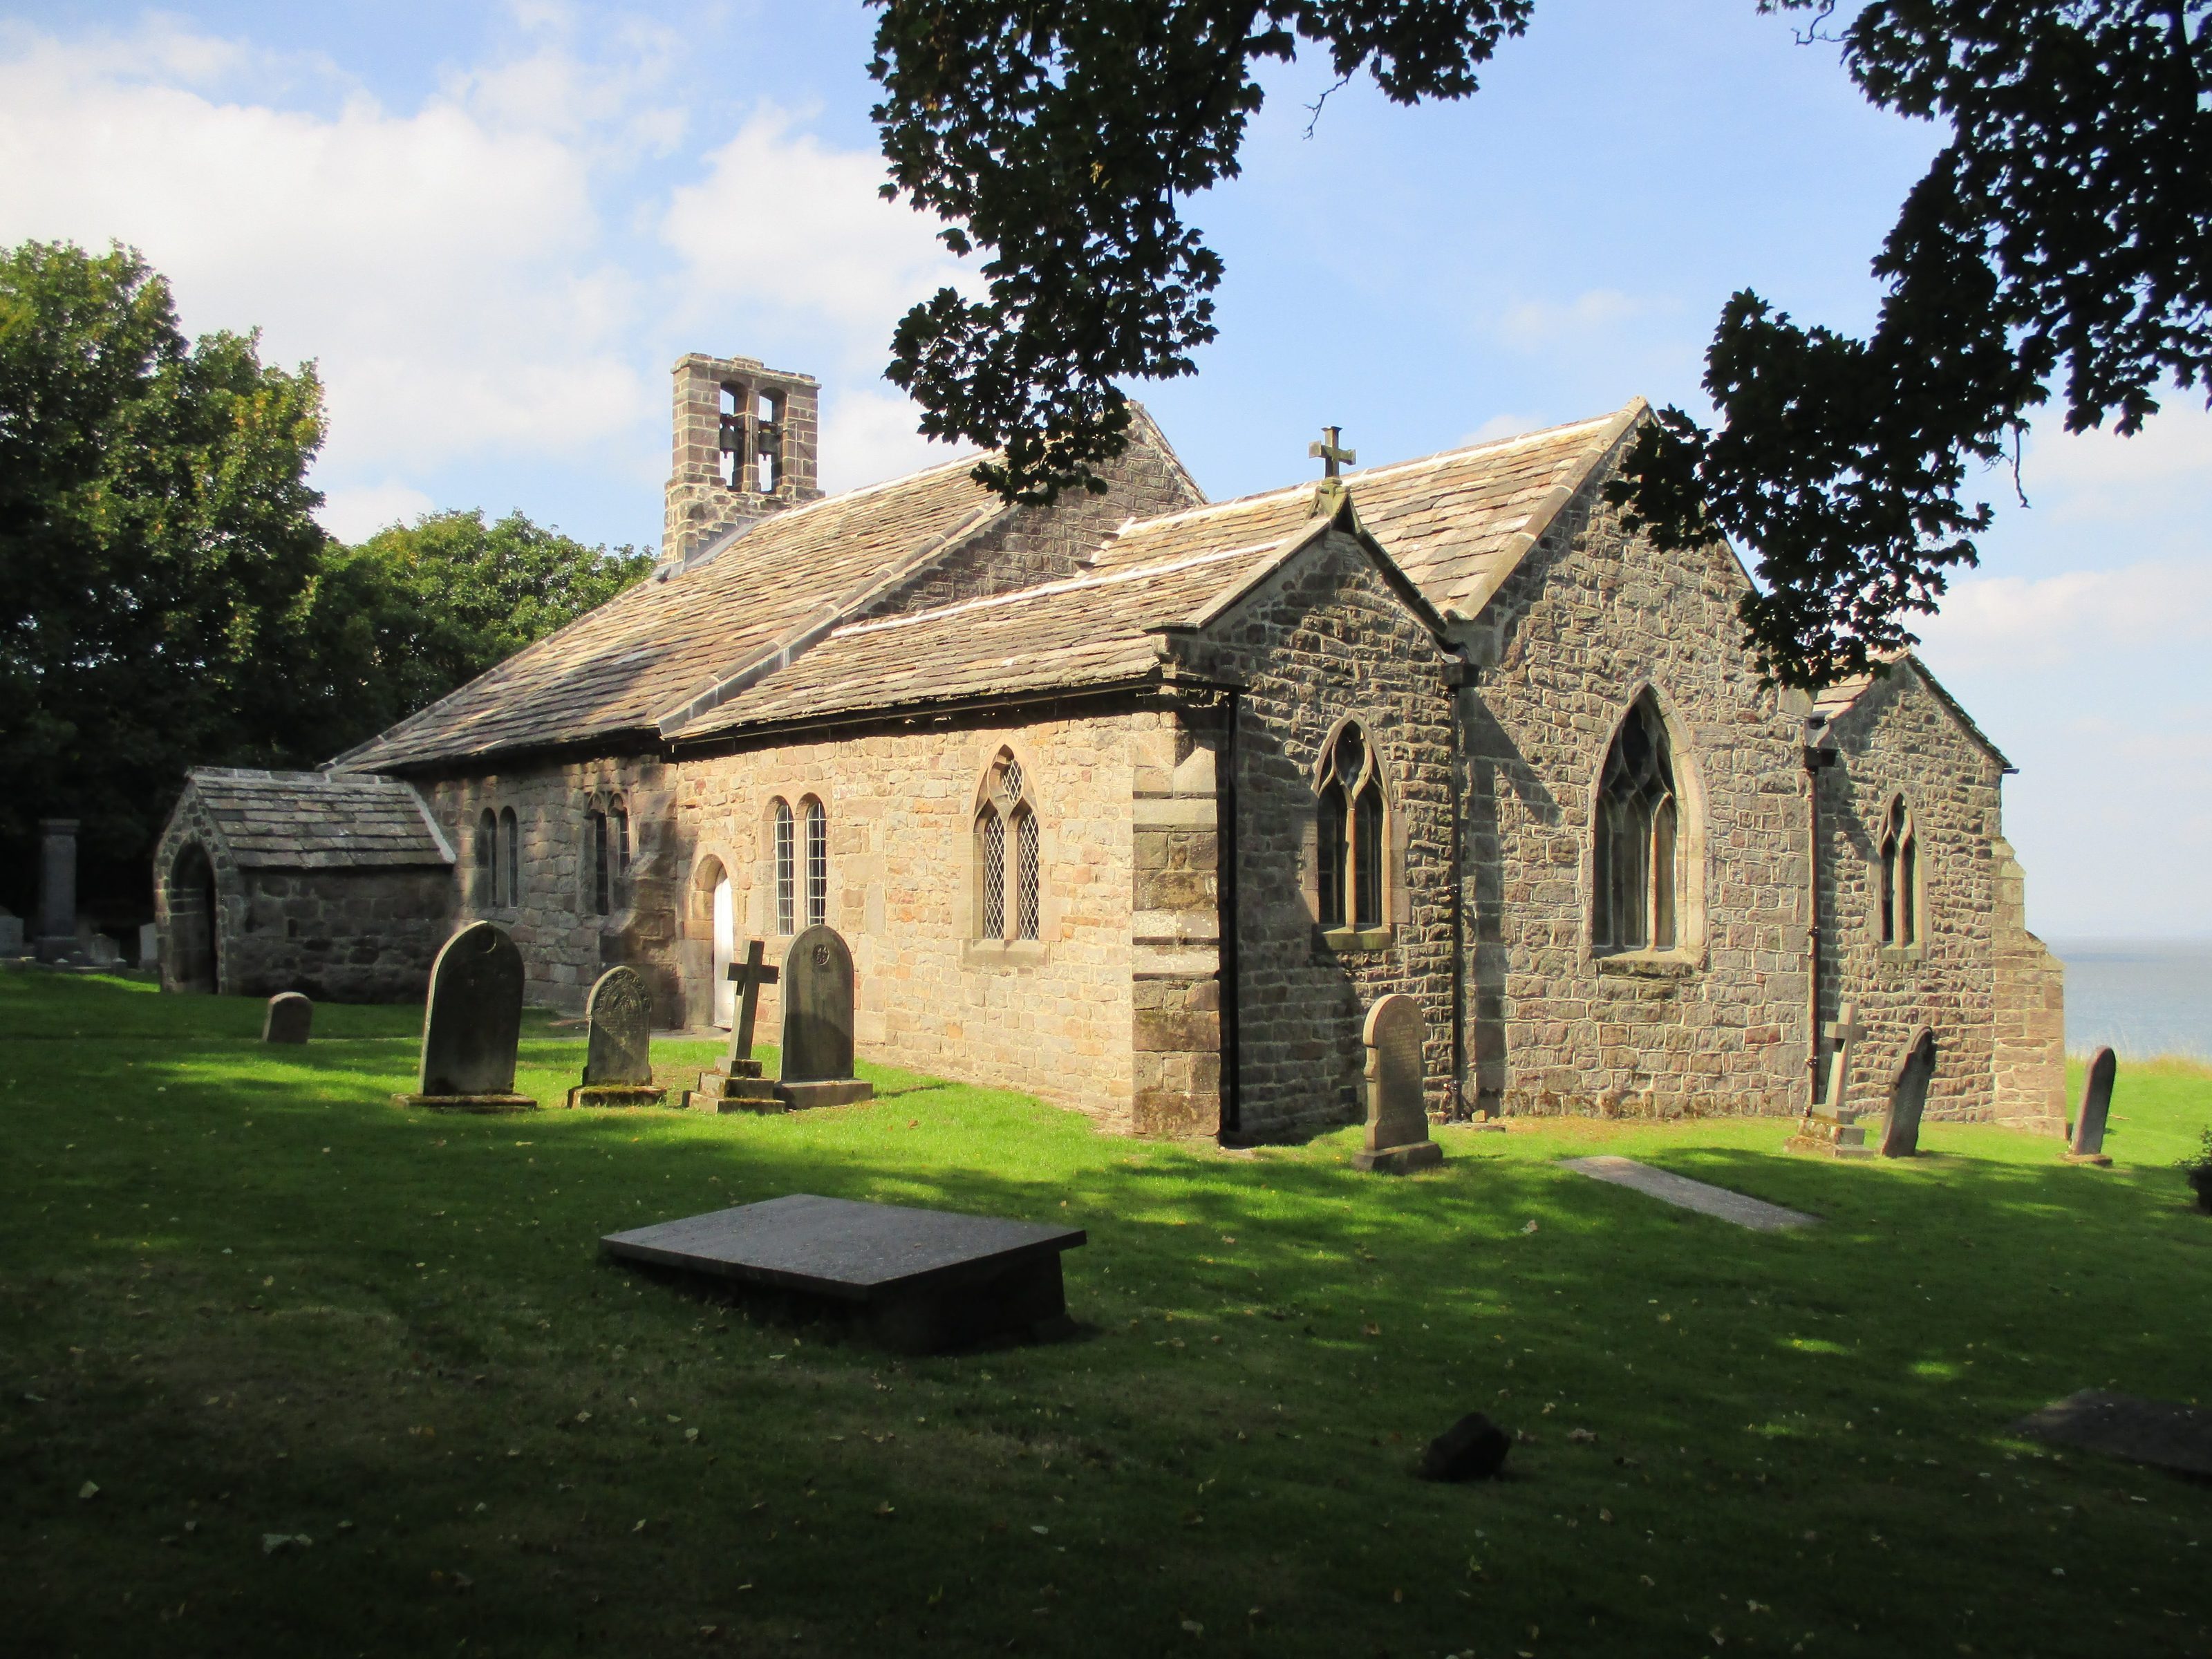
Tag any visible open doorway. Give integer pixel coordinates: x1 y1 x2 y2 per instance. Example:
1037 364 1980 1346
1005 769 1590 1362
169 843 218 993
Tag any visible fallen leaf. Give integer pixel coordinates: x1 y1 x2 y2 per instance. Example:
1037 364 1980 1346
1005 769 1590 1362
78 1481 99 1500
1521 1220 1539 1235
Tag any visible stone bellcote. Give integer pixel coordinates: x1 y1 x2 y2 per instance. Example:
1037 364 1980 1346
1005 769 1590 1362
664 353 823 564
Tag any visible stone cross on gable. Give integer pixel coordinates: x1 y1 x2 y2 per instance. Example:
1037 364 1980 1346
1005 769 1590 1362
725 939 780 1066
1822 1001 1867 1119
1309 426 1356 479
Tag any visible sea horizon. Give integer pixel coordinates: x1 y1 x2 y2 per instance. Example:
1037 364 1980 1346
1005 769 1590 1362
2043 936 2212 1061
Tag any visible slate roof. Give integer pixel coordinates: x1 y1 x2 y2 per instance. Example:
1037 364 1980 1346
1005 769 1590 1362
337 400 1645 769
187 769 453 868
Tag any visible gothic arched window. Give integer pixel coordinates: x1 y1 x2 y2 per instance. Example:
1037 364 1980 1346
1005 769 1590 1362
975 751 1040 941
771 798 796 935
610 795 630 874
499 807 521 910
1316 722 1387 932
1880 797 1919 948
476 809 496 907
1593 696 1680 953
589 806 611 917
801 796 828 929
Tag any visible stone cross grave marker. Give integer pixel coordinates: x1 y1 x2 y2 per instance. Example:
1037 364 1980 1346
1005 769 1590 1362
1786 1001 1873 1157
567 966 665 1109
1352 993 1443 1173
1880 1031 1936 1157
261 991 312 1045
395 920 534 1113
686 940 782 1112
2068 1047 2117 1165
778 924 875 1107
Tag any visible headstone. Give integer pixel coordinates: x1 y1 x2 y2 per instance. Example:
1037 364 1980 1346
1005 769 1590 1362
601 1193 1084 1353
34 818 82 964
1352 993 1443 1172
565 966 665 1109
776 924 874 1108
262 991 312 1044
0 908 23 958
393 921 534 1112
2066 1047 2117 1165
1880 1031 1937 1157
1416 1412 1511 1481
1786 1001 1874 1157
138 922 159 971
686 941 783 1112
86 932 123 968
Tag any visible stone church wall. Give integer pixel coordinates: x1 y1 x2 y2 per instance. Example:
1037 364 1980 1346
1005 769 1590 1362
1466 475 1809 1118
417 712 1146 1127
1179 526 1460 1141
1818 669 2041 1124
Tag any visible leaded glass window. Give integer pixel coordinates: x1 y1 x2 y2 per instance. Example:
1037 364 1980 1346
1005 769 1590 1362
980 808 1005 937
1014 808 1040 940
1316 722 1387 935
1593 696 1680 953
803 798 828 929
772 799 795 935
976 750 1040 942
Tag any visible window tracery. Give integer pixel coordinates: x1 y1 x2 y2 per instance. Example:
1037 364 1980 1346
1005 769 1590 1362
1315 722 1387 934
1880 797 1920 949
1593 696 1680 953
975 751 1040 943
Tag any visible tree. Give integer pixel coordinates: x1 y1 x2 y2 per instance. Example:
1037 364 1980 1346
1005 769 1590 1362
0 241 329 907
868 1 2212 685
296 510 652 756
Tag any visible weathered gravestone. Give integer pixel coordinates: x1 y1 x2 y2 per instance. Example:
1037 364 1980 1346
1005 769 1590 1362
777 924 874 1108
393 921 534 1112
687 940 783 1112
2066 1047 2117 1165
262 991 312 1045
0 908 22 959
1881 1031 1937 1158
565 966 666 1109
602 1193 1085 1353
1786 1002 1875 1157
1352 993 1442 1173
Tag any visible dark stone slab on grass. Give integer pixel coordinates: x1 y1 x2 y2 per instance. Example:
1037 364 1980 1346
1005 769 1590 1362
262 991 312 1044
1417 1411 1511 1481
602 1194 1085 1353
2014 1389 2212 1481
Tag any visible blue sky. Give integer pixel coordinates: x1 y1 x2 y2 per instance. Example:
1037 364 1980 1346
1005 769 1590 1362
4 1 2207 936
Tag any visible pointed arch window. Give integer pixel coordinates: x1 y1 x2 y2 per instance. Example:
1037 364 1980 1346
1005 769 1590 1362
771 798 796 935
589 807 611 916
1880 797 1920 949
476 809 496 907
500 807 521 910
610 795 630 873
1316 722 1387 933
1593 696 1680 953
975 751 1041 942
802 796 828 929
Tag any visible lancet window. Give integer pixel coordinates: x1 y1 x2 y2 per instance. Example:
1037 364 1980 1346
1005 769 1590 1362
975 751 1040 942
1880 797 1920 948
1593 695 1680 953
1316 722 1387 932
772 799 796 935
476 809 496 907
802 796 828 930
499 807 521 910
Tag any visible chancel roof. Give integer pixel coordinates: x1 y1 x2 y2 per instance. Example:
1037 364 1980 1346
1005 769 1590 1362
187 769 452 868
338 400 1647 769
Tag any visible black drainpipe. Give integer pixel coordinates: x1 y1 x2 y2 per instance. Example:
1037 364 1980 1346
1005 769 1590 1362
1449 660 1468 1117
1216 691 1241 1141
1802 720 1835 1111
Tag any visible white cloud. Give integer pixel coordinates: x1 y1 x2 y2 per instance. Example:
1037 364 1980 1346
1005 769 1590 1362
0 17 656 482
1459 412 1548 447
317 480 436 543
2027 396 2212 496
1917 561 2212 675
818 388 977 495
1492 288 1649 348
662 106 969 356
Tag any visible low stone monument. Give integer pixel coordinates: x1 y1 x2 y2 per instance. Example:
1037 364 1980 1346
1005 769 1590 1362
1352 993 1443 1172
686 941 784 1112
1786 1002 1874 1157
776 924 874 1109
2065 1047 2117 1165
0 908 21 959
603 1194 1085 1353
566 966 666 1109
262 991 312 1044
393 921 534 1112
1880 1031 1936 1157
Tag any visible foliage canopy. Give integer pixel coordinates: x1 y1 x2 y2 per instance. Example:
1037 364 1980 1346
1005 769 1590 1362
869 1 2212 685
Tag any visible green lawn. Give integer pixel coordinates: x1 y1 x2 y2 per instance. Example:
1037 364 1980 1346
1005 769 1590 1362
3 968 2208 1659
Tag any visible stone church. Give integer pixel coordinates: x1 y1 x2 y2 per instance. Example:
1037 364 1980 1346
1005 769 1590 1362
154 350 2067 1141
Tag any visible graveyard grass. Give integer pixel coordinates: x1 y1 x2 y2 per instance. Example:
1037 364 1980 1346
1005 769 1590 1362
4 973 2209 1659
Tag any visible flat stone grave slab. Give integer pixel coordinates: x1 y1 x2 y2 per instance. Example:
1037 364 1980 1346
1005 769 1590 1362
2014 1389 2212 1481
1562 1156 1819 1231
601 1194 1085 1353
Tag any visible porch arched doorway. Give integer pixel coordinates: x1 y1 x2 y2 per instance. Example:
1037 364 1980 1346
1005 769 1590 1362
169 843 219 993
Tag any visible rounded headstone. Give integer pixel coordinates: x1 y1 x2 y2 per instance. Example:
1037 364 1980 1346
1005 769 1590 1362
780 924 856 1084
1362 993 1430 1153
418 921 525 1096
262 991 312 1045
583 966 655 1086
